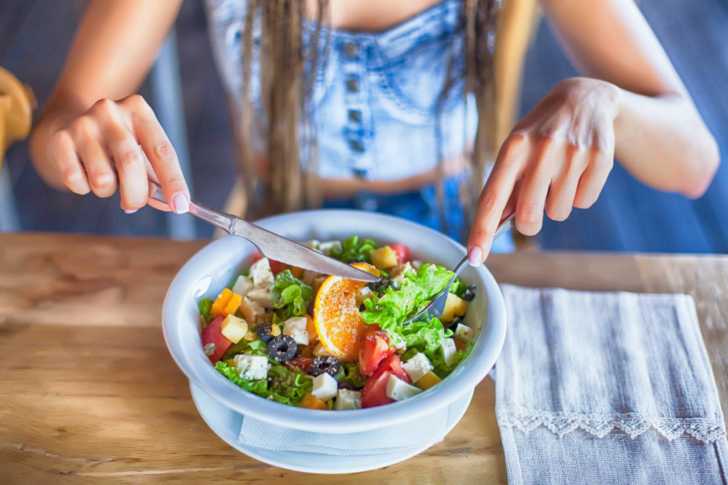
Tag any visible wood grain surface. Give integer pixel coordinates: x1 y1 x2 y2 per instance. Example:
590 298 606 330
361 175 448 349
1 233 726 484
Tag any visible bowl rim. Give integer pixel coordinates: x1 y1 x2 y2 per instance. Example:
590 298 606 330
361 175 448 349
162 209 507 434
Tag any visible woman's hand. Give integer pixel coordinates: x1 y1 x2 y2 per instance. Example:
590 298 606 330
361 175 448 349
30 94 189 214
467 77 621 264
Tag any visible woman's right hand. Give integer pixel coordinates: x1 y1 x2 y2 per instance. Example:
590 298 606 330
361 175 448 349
31 94 190 214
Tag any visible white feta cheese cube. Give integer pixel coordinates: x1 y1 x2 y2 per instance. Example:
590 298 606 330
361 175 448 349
311 372 338 401
440 338 457 367
246 287 273 307
334 389 362 410
249 257 275 289
232 275 253 296
234 354 269 380
283 316 309 345
318 240 342 256
402 352 433 384
220 314 249 344
455 323 474 342
385 375 422 401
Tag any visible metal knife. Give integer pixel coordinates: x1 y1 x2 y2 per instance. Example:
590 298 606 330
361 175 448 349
148 181 379 282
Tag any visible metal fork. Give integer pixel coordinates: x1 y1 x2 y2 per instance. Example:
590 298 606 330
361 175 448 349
404 208 515 324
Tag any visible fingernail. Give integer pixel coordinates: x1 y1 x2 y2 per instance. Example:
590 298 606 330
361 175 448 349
124 208 138 214
467 246 483 267
172 192 190 214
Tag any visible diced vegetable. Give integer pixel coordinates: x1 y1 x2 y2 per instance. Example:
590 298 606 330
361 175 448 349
361 371 394 408
220 314 249 344
300 393 328 410
202 316 232 363
389 243 412 264
371 245 398 269
373 354 410 383
441 293 468 323
359 329 393 376
416 371 441 390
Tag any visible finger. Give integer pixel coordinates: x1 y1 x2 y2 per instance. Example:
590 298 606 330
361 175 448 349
574 148 612 209
70 117 117 198
574 131 614 208
122 94 189 213
467 132 529 264
51 130 90 195
545 143 588 221
515 137 555 236
104 122 149 213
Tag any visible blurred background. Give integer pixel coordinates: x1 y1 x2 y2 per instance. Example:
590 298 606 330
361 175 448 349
0 0 726 251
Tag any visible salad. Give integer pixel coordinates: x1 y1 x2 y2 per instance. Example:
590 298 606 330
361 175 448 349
198 236 477 410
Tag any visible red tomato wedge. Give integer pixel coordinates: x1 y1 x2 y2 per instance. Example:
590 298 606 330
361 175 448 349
361 370 394 408
359 329 394 376
201 316 232 363
269 259 289 274
373 354 410 383
389 243 411 264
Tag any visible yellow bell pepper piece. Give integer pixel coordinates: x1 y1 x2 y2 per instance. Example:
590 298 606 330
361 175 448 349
223 292 242 316
211 288 242 317
300 393 328 410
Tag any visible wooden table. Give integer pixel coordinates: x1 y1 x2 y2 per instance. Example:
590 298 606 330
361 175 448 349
1 233 726 484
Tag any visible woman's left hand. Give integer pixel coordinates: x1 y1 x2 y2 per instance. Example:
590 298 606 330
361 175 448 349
467 77 622 264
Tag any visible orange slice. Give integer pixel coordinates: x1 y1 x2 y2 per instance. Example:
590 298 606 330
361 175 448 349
313 263 378 361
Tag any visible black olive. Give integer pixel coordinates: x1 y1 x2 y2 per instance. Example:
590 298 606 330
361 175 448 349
461 285 477 302
256 323 274 343
309 356 341 378
267 335 298 362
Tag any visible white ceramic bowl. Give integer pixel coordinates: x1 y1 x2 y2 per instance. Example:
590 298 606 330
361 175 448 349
162 210 507 436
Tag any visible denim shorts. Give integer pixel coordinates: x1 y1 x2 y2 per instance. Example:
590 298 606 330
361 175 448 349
204 0 512 249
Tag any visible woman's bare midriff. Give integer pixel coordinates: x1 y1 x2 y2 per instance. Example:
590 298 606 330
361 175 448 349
305 0 441 32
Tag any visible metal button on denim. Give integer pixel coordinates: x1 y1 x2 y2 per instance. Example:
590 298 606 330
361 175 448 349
345 78 359 93
348 109 362 123
349 139 365 153
343 41 359 58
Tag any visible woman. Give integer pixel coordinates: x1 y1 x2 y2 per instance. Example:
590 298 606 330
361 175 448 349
30 0 719 265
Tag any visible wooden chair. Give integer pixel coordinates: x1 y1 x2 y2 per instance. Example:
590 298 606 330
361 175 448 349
223 0 541 229
0 66 35 231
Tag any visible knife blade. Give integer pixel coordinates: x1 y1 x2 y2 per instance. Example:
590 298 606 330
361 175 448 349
148 180 379 283
230 218 380 283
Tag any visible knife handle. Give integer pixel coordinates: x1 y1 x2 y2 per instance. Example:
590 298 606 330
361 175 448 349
148 180 234 234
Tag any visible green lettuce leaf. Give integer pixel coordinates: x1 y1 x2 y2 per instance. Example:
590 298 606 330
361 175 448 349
336 362 367 389
215 361 269 397
272 270 313 320
215 360 313 406
360 263 454 347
